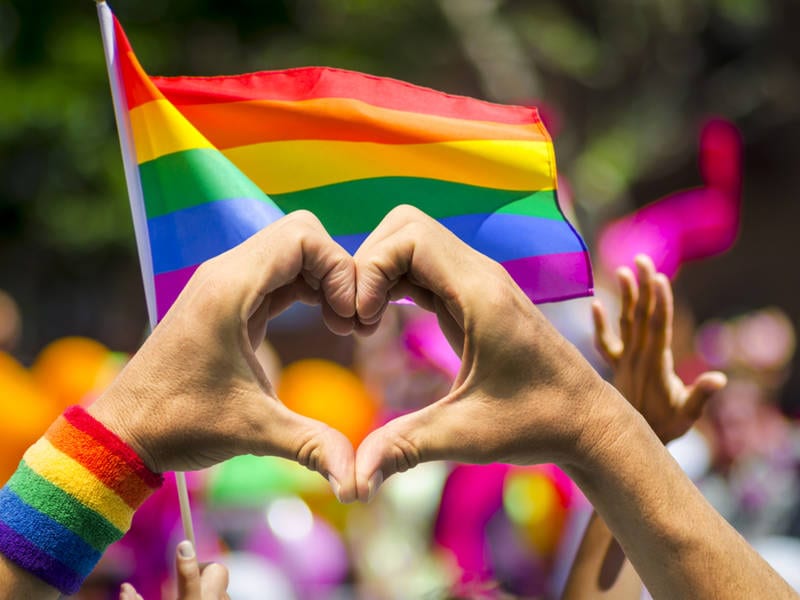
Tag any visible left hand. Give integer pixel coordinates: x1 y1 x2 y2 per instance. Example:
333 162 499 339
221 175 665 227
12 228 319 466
591 255 726 443
89 211 358 501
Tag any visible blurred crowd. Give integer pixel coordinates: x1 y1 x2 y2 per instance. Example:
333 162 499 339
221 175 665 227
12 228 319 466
3 1 800 597
1 255 799 599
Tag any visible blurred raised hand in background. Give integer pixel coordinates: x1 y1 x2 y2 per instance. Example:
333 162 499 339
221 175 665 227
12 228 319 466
562 254 727 600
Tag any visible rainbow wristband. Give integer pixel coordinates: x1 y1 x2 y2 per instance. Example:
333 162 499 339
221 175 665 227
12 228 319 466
0 406 163 594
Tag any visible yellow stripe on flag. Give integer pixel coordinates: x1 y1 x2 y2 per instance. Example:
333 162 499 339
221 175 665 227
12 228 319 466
130 99 214 164
223 139 554 195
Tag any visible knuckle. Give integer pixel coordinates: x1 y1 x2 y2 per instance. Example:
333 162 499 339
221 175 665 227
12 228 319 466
283 210 325 242
389 204 423 219
386 204 426 225
389 435 421 474
364 255 392 283
287 208 321 227
294 434 324 473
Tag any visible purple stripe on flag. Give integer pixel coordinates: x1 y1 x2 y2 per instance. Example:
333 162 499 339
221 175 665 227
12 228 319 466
154 264 199 321
0 519 82 595
501 251 594 303
153 251 593 322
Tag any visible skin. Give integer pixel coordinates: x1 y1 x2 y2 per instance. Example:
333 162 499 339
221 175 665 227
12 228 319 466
0 211 358 599
351 207 796 599
120 541 230 600
0 208 795 599
561 255 727 600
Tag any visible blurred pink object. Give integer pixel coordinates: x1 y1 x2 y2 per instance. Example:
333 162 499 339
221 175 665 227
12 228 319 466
435 464 511 585
244 512 348 597
598 119 742 278
404 313 461 378
102 472 221 599
434 463 583 589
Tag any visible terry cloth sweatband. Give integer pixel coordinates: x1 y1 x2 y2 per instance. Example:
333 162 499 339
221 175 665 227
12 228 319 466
0 405 163 594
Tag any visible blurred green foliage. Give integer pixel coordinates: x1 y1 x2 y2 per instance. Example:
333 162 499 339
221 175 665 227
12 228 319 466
1 0 793 250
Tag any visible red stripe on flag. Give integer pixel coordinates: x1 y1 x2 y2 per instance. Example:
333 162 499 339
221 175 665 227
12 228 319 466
152 67 541 124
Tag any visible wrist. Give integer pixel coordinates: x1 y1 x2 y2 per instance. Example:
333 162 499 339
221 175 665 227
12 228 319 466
0 406 162 595
88 381 161 474
561 379 643 473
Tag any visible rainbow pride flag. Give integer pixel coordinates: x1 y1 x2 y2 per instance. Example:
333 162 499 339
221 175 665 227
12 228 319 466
100 5 592 323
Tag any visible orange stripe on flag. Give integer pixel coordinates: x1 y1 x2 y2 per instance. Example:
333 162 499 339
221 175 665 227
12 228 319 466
173 97 548 149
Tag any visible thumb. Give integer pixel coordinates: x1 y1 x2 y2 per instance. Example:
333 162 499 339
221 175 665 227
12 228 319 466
200 563 230 597
685 371 727 419
355 407 440 502
176 540 201 599
266 404 357 503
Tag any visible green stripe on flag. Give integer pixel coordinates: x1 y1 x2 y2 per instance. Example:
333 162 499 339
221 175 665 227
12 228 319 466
140 147 563 234
272 180 563 236
139 148 273 219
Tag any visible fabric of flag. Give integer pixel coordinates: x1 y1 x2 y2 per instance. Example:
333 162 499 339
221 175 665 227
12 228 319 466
110 15 592 321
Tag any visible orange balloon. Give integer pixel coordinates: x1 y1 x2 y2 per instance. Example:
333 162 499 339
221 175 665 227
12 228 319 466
31 337 116 410
0 352 57 483
278 359 379 446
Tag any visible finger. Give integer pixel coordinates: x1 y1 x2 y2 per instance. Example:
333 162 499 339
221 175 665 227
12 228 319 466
684 371 727 420
355 396 496 501
631 255 656 356
389 279 464 357
646 273 674 358
591 299 622 365
321 299 357 336
200 563 230 597
226 210 356 322
119 583 143 600
176 540 202 599
352 205 419 264
265 278 322 319
258 404 357 503
264 277 355 337
354 205 483 326
616 266 638 348
354 407 434 502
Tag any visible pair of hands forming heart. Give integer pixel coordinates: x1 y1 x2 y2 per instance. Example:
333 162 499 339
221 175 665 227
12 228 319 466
89 206 611 503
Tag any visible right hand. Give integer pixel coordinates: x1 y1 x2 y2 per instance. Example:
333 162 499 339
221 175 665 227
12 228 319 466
119 541 229 600
591 255 726 443
352 206 616 501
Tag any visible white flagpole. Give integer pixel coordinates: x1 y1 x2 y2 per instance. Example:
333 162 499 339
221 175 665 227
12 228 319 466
96 0 196 548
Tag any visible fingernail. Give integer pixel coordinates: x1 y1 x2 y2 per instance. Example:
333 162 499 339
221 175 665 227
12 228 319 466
367 470 383 503
328 475 342 503
119 582 134 600
177 540 195 559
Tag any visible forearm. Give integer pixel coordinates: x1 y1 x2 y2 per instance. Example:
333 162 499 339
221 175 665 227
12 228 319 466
0 554 58 600
564 384 797 600
561 510 641 600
